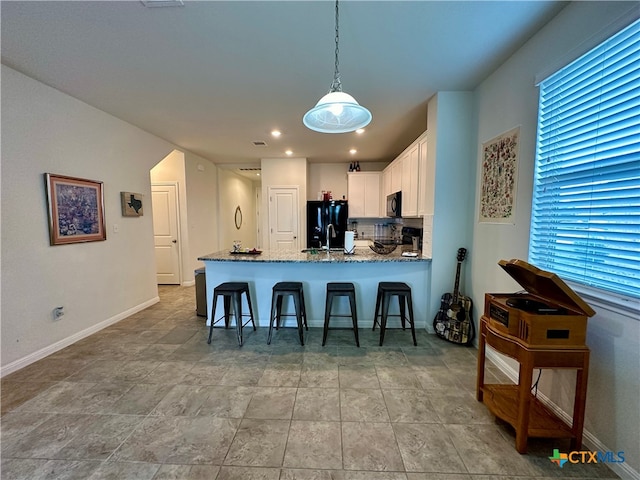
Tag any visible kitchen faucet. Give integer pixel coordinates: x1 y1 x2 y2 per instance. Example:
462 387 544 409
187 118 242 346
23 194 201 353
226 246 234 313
326 224 334 251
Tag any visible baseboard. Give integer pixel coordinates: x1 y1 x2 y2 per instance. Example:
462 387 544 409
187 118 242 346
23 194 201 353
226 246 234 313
182 280 195 287
0 296 160 378
485 349 639 480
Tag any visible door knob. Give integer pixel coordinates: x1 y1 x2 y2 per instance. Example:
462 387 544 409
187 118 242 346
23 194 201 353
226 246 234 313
172 239 177 244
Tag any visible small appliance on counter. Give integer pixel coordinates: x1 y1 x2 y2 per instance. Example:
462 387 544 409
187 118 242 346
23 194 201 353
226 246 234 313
386 191 402 217
350 220 358 239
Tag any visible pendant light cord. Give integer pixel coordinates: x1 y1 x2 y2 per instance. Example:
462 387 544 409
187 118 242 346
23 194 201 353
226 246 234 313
330 0 342 93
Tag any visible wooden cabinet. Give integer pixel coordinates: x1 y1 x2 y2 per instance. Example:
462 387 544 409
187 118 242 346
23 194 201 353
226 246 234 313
477 316 590 453
347 172 381 218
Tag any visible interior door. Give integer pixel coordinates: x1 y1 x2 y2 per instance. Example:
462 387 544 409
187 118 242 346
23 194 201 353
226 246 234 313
152 183 181 284
268 186 299 250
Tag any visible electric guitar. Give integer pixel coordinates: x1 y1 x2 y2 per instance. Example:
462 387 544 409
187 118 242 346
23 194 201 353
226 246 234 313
433 247 475 345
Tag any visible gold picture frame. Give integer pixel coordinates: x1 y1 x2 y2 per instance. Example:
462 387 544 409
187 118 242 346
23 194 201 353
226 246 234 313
45 173 106 245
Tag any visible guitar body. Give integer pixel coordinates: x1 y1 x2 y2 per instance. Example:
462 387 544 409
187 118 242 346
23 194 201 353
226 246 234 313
433 248 475 346
433 293 474 345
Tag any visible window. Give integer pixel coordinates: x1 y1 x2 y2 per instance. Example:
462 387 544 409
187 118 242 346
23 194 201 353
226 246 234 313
529 18 640 301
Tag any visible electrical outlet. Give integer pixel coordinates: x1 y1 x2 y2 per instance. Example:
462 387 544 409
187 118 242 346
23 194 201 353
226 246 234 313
53 306 64 319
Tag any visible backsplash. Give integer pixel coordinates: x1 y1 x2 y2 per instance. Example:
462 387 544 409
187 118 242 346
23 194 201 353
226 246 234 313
422 214 433 258
348 217 422 241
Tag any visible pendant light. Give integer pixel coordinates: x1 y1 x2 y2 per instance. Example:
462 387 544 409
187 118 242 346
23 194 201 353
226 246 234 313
303 0 372 134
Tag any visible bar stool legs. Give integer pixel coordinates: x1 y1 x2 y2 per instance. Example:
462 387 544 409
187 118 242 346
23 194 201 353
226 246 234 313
373 282 417 346
268 282 308 346
207 282 256 346
323 282 359 347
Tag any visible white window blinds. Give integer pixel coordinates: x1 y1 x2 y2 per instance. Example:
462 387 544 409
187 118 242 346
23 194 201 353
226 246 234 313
529 18 640 300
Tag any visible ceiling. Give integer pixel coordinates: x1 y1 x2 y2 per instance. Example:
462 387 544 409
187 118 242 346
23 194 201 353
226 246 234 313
1 0 567 175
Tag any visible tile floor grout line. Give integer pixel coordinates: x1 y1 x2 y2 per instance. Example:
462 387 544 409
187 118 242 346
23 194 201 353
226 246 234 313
0 285 622 479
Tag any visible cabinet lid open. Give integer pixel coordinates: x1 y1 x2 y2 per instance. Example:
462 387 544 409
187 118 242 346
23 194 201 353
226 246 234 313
498 259 596 317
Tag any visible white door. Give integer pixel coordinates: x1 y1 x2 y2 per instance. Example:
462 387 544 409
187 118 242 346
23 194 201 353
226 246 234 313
268 187 299 250
152 183 181 284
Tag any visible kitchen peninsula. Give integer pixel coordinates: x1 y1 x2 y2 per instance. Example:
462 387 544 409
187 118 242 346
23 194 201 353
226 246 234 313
198 248 431 332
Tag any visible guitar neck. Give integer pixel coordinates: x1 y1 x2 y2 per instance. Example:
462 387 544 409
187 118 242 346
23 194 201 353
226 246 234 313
452 261 462 303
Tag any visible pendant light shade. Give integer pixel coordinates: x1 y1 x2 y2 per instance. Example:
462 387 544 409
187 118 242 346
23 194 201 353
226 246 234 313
303 91 372 134
303 0 372 134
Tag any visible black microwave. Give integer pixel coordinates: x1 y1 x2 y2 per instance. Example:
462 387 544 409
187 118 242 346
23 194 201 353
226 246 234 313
386 191 402 217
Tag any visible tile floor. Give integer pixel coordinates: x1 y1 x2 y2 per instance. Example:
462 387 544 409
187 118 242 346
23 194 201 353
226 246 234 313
1 285 619 480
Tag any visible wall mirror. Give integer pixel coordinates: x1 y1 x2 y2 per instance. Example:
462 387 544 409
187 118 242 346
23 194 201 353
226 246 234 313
234 205 242 230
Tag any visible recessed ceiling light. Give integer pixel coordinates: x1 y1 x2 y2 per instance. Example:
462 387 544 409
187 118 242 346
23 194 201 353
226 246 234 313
271 130 282 138
349 149 357 155
355 129 365 134
285 150 293 156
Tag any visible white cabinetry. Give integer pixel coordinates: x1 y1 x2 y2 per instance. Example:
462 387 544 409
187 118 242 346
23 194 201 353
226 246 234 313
417 135 433 215
382 131 428 218
361 130 429 219
391 159 403 194
402 143 420 217
347 172 381 218
382 166 392 198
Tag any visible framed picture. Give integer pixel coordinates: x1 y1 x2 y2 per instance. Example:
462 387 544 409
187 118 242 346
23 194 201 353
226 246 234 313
44 173 106 245
121 192 144 217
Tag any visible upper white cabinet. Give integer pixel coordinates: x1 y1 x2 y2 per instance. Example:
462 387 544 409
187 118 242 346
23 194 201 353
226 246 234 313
383 130 428 217
402 143 420 217
391 158 403 194
348 172 382 218
382 167 392 198
417 135 433 215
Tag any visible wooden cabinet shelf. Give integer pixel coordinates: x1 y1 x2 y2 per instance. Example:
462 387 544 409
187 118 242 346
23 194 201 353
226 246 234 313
481 384 574 439
476 316 590 453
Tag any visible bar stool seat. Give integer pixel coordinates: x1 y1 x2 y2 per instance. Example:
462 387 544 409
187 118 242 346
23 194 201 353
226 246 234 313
268 281 308 345
207 282 256 346
373 281 417 346
323 282 359 347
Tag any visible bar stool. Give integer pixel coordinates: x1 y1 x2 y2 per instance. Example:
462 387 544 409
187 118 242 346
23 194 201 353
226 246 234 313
372 281 417 346
207 282 256 346
323 282 359 347
268 282 308 345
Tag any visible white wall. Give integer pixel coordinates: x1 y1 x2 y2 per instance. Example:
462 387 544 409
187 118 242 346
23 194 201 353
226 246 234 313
428 92 475 325
1 65 174 372
217 169 257 252
470 3 640 477
150 150 191 284
260 157 308 250
307 161 389 203
150 149 219 283
308 163 349 201
184 151 219 272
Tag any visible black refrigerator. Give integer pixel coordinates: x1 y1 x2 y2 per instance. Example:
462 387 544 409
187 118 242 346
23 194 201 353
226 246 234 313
306 200 349 248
